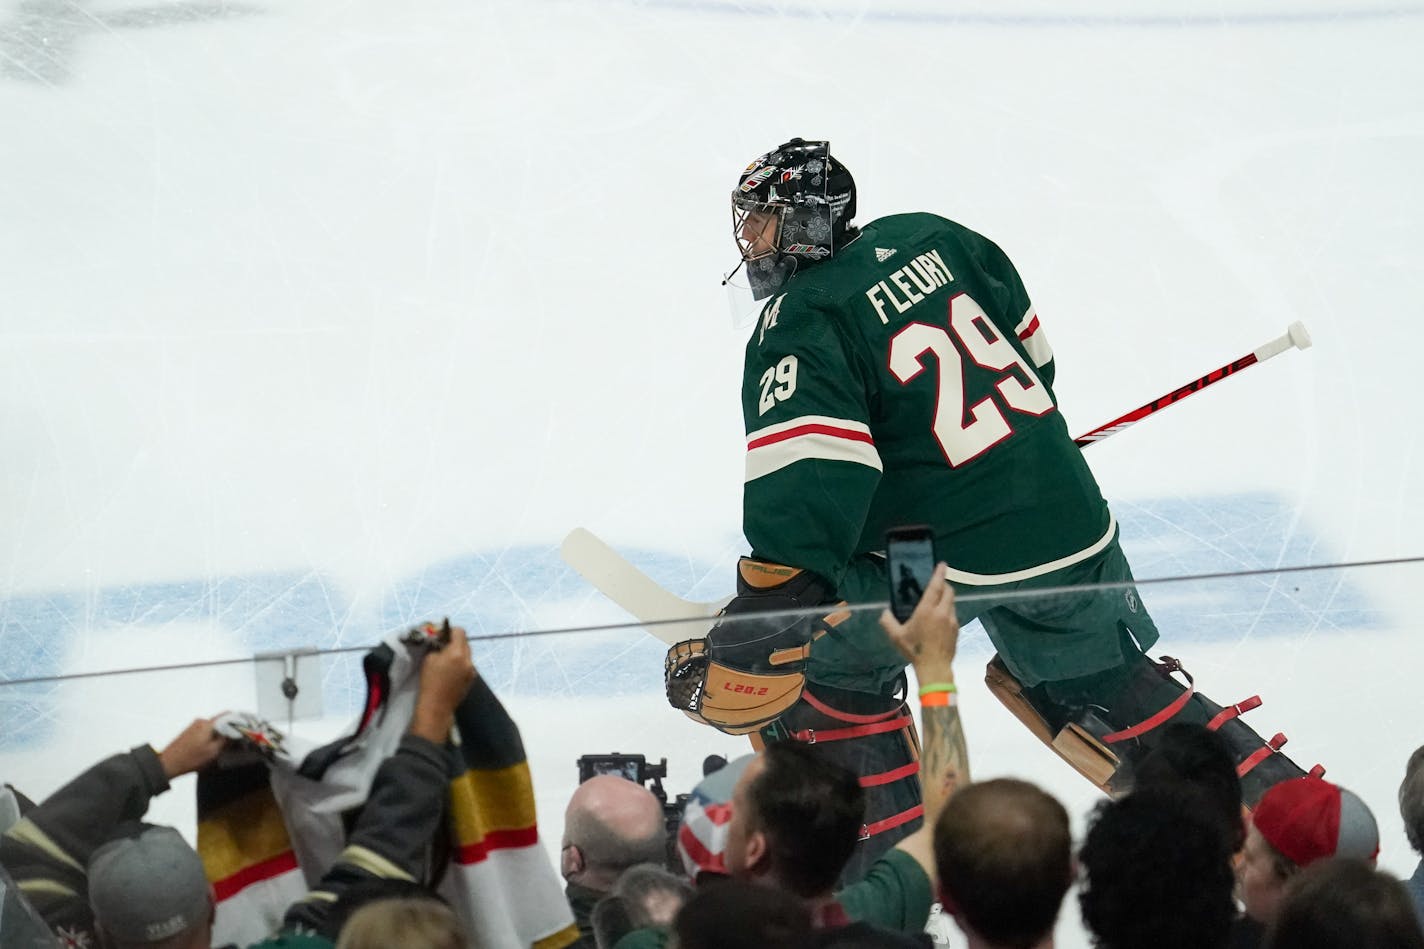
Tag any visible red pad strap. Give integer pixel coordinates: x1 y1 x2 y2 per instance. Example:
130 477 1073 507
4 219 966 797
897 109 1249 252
1238 746 1274 777
1206 695 1262 731
801 688 905 725
1102 658 1195 744
860 804 924 840
859 761 920 788
790 714 913 745
1238 734 1289 778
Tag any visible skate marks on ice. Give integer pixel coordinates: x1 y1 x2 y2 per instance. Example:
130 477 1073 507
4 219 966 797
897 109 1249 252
0 491 1390 751
633 0 1424 30
0 0 259 86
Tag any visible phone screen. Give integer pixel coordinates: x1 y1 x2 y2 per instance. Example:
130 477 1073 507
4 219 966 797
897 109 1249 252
886 528 936 622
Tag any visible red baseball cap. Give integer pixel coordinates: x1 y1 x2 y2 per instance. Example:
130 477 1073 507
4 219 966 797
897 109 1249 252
1252 776 1379 868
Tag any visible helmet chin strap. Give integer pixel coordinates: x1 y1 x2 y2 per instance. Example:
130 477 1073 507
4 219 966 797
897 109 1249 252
722 256 747 288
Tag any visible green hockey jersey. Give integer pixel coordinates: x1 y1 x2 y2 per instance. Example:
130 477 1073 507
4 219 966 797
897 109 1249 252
741 212 1114 590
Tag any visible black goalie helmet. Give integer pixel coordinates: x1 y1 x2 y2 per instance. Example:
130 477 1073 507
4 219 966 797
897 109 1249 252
729 138 856 301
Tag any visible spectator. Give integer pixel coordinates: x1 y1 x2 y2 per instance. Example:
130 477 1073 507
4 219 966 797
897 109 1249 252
0 860 57 949
562 776 668 947
591 897 636 949
676 754 754 882
87 823 217 949
1398 745 1424 925
1127 723 1258 949
253 624 485 948
674 879 813 949
590 864 693 948
1079 786 1236 949
1265 858 1424 949
933 779 1072 949
725 740 869 911
1 621 480 949
1130 723 1245 854
203 622 575 949
0 715 227 949
1238 776 1379 931
611 863 693 929
335 896 465 949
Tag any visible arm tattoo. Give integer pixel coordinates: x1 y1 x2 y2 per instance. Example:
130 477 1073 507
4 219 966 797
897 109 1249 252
919 703 970 816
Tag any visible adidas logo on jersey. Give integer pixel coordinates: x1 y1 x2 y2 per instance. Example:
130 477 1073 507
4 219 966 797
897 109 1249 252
875 247 897 262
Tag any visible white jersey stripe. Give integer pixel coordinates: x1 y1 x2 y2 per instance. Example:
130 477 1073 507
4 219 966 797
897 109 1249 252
1014 305 1054 368
943 515 1117 585
745 429 883 482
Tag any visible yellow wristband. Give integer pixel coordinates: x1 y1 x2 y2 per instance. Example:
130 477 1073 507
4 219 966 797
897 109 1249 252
917 682 957 697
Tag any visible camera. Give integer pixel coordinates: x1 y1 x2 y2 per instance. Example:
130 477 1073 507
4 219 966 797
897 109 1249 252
575 752 726 874
576 753 662 787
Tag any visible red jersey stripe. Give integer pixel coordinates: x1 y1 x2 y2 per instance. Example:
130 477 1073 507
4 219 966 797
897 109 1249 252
748 423 875 452
212 849 299 901
453 826 541 866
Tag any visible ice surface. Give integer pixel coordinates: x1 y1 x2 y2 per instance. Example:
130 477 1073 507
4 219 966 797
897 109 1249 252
2 2 1422 946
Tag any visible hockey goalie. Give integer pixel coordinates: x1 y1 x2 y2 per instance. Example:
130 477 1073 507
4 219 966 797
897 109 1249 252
663 138 1316 880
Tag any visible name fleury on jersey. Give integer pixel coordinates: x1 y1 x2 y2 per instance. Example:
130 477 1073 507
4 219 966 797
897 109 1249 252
864 249 954 323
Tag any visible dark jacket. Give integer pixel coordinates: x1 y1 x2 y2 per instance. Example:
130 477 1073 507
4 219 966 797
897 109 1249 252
0 735 451 949
0 745 172 949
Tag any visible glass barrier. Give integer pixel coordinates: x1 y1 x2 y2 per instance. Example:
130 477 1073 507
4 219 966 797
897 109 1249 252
1 556 1419 942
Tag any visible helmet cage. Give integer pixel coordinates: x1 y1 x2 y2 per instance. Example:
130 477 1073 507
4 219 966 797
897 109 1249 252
728 139 846 301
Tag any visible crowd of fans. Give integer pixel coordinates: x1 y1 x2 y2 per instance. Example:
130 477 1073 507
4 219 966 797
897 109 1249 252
3 578 1424 949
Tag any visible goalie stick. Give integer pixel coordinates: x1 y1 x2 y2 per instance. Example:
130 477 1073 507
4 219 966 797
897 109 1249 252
560 528 729 645
564 321 1314 644
1073 321 1311 446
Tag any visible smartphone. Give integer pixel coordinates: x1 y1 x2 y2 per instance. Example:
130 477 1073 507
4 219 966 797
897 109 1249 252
886 525 937 623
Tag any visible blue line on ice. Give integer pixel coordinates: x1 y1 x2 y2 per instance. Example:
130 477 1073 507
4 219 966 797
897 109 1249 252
0 492 1386 751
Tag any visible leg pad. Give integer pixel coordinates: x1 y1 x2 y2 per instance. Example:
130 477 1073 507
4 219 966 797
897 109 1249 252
985 657 1123 794
985 653 1314 806
762 682 923 884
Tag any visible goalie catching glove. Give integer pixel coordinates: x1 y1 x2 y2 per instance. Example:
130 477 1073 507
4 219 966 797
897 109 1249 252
665 558 845 735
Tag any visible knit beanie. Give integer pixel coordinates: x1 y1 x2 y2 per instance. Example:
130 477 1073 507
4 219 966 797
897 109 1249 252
677 754 755 880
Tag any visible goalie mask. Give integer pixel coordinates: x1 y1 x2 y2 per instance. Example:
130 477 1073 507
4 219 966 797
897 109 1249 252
726 138 857 306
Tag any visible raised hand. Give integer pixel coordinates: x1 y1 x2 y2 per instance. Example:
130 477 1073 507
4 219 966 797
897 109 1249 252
409 621 477 743
158 716 229 779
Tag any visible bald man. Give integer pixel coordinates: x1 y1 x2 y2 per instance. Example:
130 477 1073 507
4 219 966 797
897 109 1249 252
561 775 668 948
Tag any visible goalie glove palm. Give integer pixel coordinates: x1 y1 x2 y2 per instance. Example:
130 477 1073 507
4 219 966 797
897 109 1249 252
665 558 841 735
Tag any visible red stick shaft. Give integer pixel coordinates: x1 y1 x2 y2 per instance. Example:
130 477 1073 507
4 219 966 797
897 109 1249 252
1073 352 1261 447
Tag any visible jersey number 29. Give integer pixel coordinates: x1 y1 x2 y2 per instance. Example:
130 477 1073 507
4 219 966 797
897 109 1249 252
888 293 1053 466
757 355 798 416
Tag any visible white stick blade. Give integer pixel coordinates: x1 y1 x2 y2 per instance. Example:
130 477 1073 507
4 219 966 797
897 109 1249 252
560 528 725 646
1288 321 1313 350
